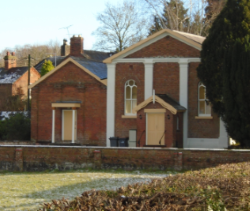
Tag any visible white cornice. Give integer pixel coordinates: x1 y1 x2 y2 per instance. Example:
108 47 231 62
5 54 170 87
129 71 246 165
113 58 201 64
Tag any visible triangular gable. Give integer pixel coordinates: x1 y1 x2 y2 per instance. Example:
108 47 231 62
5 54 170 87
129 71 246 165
103 29 204 64
133 95 177 114
133 95 186 114
29 57 106 89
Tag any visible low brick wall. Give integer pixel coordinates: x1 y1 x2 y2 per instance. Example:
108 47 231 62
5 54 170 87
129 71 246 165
0 146 250 172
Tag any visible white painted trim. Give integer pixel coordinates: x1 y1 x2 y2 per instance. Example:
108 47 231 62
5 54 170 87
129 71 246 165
144 60 154 100
146 113 148 145
179 59 189 148
113 58 201 64
62 110 65 141
106 64 116 147
52 109 55 143
72 110 75 143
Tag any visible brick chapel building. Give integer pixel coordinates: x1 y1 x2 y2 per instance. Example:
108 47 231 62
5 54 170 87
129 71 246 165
29 35 111 145
104 29 229 149
0 52 40 110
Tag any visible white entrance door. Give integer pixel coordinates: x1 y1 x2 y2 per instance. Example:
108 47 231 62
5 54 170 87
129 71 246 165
62 110 77 141
147 113 165 145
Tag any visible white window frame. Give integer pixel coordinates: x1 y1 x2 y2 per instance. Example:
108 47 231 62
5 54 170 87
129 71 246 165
198 82 211 116
124 79 137 116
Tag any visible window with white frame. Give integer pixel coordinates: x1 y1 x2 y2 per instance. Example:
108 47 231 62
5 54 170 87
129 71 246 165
125 80 137 115
198 82 211 116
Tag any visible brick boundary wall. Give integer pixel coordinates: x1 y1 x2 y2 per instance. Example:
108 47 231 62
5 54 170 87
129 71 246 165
1 146 250 172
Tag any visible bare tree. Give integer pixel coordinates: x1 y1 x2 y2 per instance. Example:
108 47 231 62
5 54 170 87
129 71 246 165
0 40 61 68
143 0 225 36
92 1 148 52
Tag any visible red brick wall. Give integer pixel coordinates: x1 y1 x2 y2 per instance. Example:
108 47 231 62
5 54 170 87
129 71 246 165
1 146 250 172
31 62 106 146
126 36 200 58
13 67 41 97
153 63 179 101
188 63 219 138
115 63 144 137
0 84 12 110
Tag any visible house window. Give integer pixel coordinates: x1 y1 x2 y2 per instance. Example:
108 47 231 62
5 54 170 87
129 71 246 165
125 80 137 115
198 82 211 116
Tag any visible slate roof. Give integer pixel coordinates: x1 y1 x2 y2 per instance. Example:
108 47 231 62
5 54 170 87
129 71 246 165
156 94 186 111
34 50 112 79
34 56 65 73
0 67 28 84
70 56 107 80
83 50 113 62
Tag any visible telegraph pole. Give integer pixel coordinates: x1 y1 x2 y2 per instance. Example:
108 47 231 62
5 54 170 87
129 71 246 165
27 54 31 115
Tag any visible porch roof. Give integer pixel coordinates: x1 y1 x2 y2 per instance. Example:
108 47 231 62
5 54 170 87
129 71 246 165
133 94 186 114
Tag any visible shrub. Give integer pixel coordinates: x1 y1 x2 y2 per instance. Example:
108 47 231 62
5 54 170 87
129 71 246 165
0 113 30 140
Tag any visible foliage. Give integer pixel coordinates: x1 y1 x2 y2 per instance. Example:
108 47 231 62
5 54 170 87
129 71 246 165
144 0 226 36
148 0 189 35
222 38 250 146
0 40 60 68
40 162 250 210
93 1 148 52
197 0 250 117
3 87 26 111
40 59 54 76
0 113 30 140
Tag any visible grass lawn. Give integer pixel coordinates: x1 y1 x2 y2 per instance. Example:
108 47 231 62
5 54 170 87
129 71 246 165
0 169 172 211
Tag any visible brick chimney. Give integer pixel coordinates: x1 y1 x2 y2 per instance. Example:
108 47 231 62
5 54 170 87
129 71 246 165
4 52 17 70
61 39 70 56
70 35 84 57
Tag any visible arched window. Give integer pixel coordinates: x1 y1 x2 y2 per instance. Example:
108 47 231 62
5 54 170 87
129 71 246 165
125 80 137 115
198 82 211 116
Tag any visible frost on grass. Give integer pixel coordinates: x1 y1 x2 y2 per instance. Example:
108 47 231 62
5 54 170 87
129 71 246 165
0 170 170 211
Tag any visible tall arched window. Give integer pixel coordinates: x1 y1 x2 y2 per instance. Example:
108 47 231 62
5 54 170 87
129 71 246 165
198 82 211 116
125 80 137 115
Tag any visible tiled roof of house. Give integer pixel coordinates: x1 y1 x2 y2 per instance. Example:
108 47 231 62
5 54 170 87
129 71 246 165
0 67 28 84
70 56 107 80
34 50 111 79
34 56 65 73
156 94 186 111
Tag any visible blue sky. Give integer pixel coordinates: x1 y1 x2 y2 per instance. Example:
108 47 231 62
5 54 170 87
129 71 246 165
0 0 124 52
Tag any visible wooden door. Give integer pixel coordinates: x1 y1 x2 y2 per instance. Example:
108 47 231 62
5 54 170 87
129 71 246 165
63 110 77 141
147 113 165 145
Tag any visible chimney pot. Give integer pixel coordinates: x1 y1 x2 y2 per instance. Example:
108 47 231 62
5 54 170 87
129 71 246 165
12 52 15 56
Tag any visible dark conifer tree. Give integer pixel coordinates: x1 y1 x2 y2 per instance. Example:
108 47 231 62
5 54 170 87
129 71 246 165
223 38 250 146
197 0 250 117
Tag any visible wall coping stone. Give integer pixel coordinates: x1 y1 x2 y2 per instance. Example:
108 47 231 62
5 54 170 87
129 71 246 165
0 145 249 152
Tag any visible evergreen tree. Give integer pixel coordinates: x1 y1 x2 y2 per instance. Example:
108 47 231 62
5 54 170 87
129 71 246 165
148 16 164 36
223 38 250 146
148 0 189 35
40 60 54 76
197 0 250 117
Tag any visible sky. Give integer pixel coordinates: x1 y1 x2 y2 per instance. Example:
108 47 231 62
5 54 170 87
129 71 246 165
0 0 124 52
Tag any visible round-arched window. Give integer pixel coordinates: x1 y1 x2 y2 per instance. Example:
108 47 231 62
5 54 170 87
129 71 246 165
125 80 137 115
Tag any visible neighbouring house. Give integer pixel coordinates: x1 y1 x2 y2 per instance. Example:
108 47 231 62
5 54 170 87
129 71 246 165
29 35 111 145
104 29 228 149
0 52 40 110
